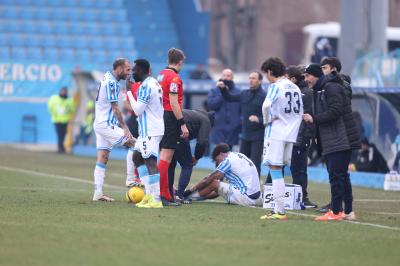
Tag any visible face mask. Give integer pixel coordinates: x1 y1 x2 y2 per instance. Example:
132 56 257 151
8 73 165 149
60 94 68 99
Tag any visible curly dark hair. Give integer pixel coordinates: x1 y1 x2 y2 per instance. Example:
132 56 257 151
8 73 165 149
211 143 230 161
260 57 286 77
285 65 305 83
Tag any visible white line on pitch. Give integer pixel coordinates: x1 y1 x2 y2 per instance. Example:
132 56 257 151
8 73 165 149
372 212 400 215
355 199 400 202
0 186 123 193
251 206 400 231
0 166 124 190
1 165 400 232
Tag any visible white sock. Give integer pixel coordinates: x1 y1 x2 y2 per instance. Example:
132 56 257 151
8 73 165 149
94 162 106 195
189 191 200 199
126 149 136 181
270 169 285 214
141 175 150 194
147 174 161 202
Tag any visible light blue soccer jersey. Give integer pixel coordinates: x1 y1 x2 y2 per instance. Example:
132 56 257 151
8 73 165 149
94 71 120 126
136 76 164 137
216 152 260 195
264 78 303 142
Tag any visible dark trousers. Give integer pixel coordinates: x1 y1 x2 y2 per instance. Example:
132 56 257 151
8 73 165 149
168 140 194 198
291 145 309 199
54 123 68 153
240 139 263 176
325 150 353 214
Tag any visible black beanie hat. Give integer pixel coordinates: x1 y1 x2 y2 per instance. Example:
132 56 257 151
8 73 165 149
305 63 323 78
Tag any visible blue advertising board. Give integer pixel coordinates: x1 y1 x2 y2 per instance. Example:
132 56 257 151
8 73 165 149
0 61 76 143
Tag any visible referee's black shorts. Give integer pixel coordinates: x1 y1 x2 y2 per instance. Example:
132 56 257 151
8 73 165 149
160 111 181 149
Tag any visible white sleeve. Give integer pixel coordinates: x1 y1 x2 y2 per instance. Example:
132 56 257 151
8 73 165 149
127 91 146 115
262 98 272 126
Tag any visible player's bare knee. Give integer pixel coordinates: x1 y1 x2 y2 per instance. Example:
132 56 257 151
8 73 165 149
210 179 220 191
97 150 109 164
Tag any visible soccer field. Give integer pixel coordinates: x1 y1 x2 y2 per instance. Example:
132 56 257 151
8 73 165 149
0 146 399 266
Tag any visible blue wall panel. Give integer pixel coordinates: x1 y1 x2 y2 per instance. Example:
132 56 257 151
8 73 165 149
0 61 77 143
0 102 55 143
168 0 209 65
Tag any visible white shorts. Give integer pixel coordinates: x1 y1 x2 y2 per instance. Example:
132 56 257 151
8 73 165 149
94 123 128 151
218 182 260 207
133 135 162 159
262 138 293 166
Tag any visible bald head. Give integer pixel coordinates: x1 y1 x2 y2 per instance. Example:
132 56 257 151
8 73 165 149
221 69 234 81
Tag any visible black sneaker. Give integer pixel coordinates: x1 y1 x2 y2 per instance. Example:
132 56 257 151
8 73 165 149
175 196 192 204
161 197 181 207
317 202 331 213
303 198 318 208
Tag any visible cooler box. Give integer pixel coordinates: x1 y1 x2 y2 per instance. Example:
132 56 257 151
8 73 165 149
262 183 303 210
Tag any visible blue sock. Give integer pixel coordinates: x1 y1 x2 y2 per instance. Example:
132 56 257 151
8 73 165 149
137 165 149 178
283 165 292 179
270 169 283 180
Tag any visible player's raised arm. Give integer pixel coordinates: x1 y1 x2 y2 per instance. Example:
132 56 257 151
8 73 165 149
127 90 146 116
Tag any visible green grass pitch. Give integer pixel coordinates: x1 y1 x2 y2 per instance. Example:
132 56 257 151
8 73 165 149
0 146 399 266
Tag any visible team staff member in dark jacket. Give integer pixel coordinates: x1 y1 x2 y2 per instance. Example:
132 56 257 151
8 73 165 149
207 69 241 148
285 66 317 208
220 71 266 175
303 63 360 221
168 109 214 201
317 57 362 213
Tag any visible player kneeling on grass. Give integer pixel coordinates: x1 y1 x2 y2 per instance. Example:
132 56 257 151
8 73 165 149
183 143 261 207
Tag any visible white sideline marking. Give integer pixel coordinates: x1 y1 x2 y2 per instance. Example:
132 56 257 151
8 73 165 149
355 199 400 203
285 211 400 231
373 212 400 216
0 166 124 190
252 205 400 232
0 186 123 193
1 165 400 232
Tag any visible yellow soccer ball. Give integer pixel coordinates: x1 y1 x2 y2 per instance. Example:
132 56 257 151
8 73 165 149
125 187 145 203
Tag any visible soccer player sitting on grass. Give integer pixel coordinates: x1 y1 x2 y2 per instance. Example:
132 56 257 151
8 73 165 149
183 143 261 207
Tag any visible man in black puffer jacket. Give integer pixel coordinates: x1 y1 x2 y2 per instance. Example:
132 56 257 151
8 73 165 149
316 57 362 213
321 57 361 151
303 63 360 221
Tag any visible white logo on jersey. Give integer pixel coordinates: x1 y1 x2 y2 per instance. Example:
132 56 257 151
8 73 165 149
170 83 178 93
